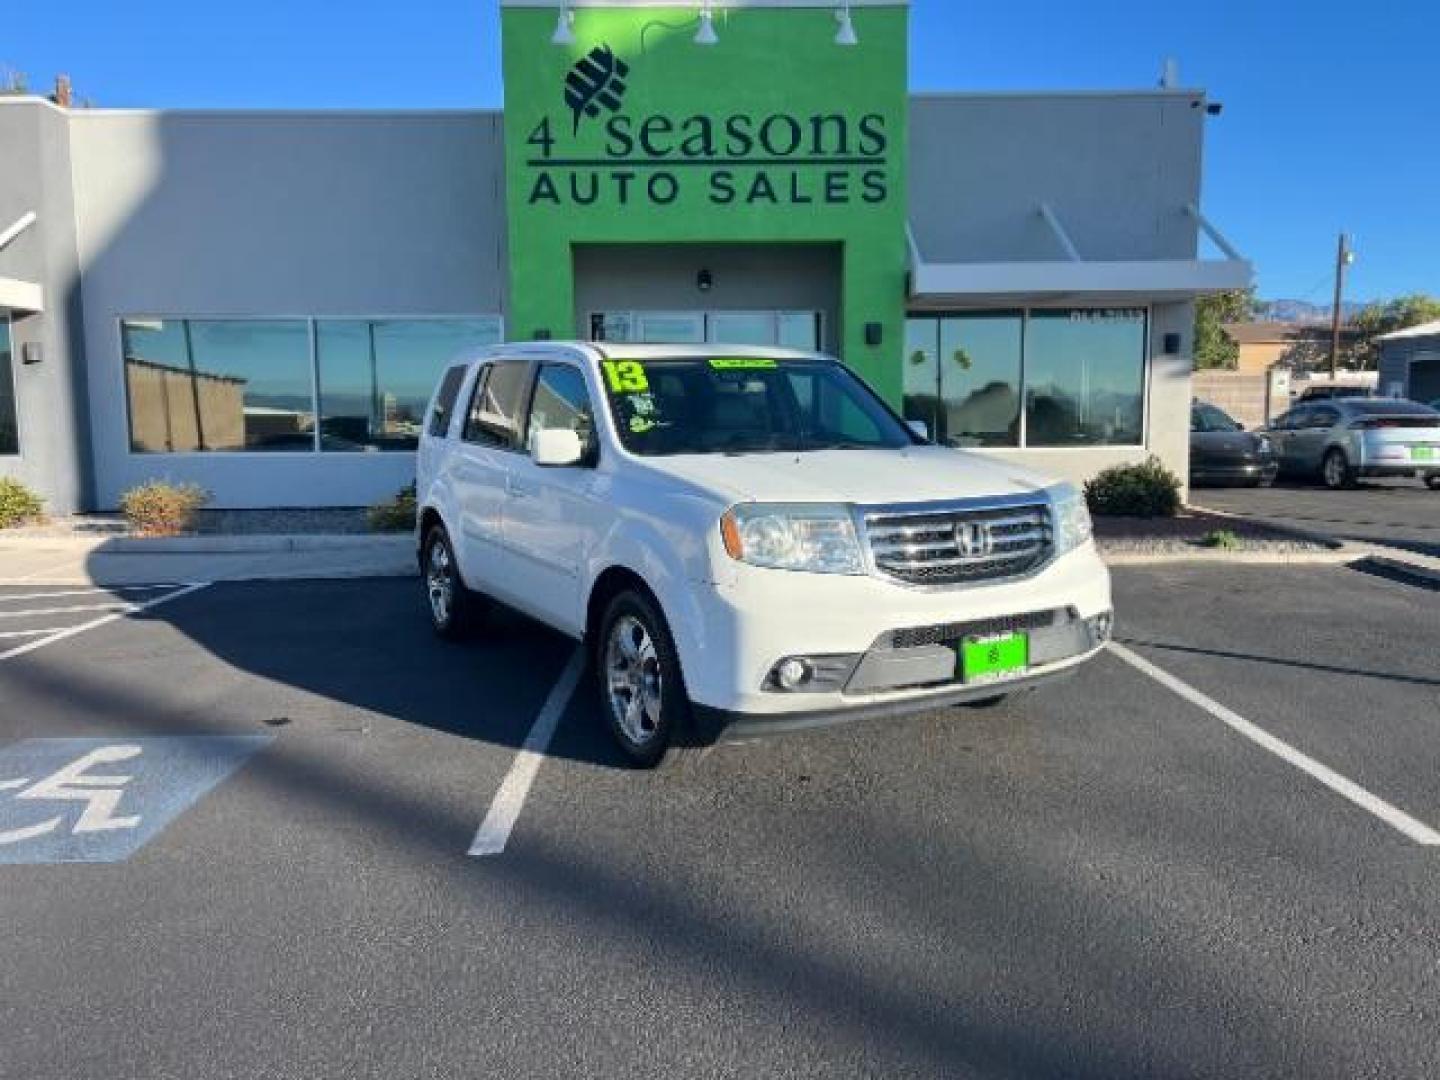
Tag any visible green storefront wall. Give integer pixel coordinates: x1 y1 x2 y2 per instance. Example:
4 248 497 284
500 2 910 403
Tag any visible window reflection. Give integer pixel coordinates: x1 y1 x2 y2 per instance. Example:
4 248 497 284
317 318 501 452
906 309 1147 449
0 318 16 455
122 319 312 452
1024 309 1146 447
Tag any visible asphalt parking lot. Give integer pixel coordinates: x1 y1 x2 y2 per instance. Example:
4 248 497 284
1196 476 1440 557
2 564 1439 1078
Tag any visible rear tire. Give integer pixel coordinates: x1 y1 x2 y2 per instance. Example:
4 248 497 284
595 589 700 769
1427 474 1440 491
422 524 484 639
1322 448 1355 490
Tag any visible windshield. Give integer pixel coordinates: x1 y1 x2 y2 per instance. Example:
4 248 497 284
1193 404 1241 432
596 356 915 456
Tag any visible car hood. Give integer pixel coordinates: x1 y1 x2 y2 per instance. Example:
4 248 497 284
1194 431 1272 457
636 446 1063 506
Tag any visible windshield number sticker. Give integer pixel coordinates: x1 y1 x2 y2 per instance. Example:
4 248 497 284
602 361 650 393
709 358 778 371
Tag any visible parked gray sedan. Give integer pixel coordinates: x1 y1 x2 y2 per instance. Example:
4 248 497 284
1264 399 1440 489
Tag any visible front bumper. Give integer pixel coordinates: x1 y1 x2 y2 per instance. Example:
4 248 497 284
674 543 1112 734
1191 460 1278 485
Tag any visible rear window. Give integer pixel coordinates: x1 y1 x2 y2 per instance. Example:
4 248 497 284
427 365 469 438
463 361 531 448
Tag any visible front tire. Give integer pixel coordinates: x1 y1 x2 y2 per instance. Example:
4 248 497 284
1427 474 1440 491
1322 448 1355 490
423 524 483 639
596 589 698 769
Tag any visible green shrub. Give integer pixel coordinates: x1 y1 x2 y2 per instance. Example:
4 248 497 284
368 482 417 533
1202 528 1241 550
119 480 210 536
1084 456 1182 518
0 477 45 528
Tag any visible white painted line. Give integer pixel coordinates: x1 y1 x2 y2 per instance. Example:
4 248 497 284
0 628 70 640
0 603 137 619
0 583 211 662
469 647 586 857
1108 641 1440 847
0 584 183 603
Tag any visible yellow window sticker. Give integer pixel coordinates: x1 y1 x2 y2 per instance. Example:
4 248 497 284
709 358 778 371
602 360 650 393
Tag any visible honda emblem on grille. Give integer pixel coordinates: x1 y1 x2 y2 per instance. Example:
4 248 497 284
954 521 995 558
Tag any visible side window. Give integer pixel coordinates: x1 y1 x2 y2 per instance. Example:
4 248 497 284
463 361 530 448
1274 408 1304 430
527 364 597 454
427 365 469 438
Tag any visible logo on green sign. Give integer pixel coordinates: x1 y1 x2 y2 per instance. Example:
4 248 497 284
564 45 631 135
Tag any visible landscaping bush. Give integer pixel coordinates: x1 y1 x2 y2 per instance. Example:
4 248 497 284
368 482 417 533
1201 528 1241 550
1083 456 1182 518
119 480 210 536
0 477 45 529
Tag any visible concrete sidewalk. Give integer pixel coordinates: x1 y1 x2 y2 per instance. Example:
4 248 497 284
0 534 416 586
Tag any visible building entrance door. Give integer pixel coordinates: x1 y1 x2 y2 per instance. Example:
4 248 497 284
589 310 823 351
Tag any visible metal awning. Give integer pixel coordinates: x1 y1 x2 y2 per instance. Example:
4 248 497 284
0 211 44 313
0 276 43 314
907 203 1253 307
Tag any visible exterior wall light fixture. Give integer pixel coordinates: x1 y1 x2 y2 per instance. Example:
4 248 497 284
835 4 858 46
551 3 575 45
697 268 715 292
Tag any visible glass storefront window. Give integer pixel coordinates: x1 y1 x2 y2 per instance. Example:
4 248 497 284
317 318 502 452
1023 309 1147 447
902 318 940 437
940 313 1022 448
905 309 1147 449
0 317 17 455
122 318 312 452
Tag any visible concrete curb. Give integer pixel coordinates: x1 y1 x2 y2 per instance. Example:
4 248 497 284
0 533 412 555
1183 503 1347 550
1101 548 1360 567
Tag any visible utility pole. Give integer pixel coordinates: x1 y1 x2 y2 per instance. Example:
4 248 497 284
1329 232 1353 379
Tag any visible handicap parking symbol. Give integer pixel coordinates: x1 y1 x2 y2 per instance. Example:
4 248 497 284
0 736 270 864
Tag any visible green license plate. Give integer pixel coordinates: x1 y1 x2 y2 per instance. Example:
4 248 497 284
1413 446 1435 462
959 633 1029 684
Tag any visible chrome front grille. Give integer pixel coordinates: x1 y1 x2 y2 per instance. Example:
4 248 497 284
863 498 1053 586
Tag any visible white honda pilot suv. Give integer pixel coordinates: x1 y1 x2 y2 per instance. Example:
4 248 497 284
416 343 1112 767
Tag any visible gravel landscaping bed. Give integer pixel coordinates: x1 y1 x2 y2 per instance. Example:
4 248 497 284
4 508 378 538
1094 508 1339 556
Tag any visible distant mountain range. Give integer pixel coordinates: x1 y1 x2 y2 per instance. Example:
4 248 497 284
1256 299 1370 324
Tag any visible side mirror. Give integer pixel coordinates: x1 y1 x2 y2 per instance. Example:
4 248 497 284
1235 422 1246 431
531 427 585 467
906 419 930 440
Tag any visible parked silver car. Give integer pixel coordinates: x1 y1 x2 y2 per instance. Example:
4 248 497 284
1265 399 1440 489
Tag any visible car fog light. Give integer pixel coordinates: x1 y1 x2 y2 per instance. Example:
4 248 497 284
1086 612 1114 643
775 658 813 690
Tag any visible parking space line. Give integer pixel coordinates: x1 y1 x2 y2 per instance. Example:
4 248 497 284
1108 641 1440 847
0 629 70 640
0 603 138 619
0 584 186 603
0 583 211 662
469 647 586 858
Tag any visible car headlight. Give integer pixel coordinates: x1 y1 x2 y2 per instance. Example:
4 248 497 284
1049 483 1093 555
720 503 864 575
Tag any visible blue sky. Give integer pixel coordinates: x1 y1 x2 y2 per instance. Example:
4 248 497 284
9 0 1437 303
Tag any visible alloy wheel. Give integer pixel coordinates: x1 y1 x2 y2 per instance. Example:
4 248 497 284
426 537 454 627
606 615 663 746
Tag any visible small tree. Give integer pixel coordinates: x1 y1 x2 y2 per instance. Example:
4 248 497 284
1351 293 1440 369
1193 288 1258 370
